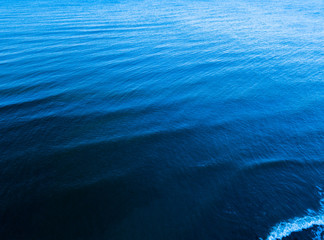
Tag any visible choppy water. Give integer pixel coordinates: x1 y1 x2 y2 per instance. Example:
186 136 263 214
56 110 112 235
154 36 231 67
0 0 323 239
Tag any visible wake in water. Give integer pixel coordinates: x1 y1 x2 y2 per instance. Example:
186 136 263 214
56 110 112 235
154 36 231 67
264 187 324 240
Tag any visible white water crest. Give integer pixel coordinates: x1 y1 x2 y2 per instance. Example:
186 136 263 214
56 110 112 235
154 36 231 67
265 188 324 240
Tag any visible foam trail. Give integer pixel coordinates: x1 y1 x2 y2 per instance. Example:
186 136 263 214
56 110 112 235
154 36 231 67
266 214 324 240
266 188 324 240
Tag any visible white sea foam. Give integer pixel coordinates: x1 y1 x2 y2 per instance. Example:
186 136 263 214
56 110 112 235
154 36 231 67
265 188 324 240
266 214 324 240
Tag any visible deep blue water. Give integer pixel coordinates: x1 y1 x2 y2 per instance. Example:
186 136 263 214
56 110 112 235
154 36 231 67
0 0 324 239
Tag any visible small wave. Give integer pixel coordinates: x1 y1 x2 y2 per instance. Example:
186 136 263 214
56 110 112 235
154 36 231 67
265 188 324 240
266 214 324 240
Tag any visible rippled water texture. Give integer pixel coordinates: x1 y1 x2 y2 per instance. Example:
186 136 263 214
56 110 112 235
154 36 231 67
0 0 323 239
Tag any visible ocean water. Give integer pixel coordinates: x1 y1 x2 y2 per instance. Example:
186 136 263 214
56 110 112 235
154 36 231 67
0 0 323 239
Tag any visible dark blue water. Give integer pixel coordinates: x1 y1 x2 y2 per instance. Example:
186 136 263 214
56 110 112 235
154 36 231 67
1 0 323 239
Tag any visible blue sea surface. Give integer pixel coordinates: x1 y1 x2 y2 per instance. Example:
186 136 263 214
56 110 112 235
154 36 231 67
0 0 323 239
